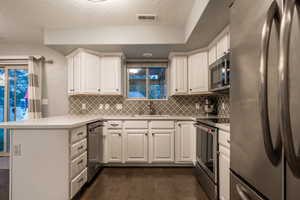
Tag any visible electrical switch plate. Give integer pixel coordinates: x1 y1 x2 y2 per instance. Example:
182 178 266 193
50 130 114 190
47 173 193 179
116 104 123 110
105 104 110 110
82 103 87 110
99 104 103 110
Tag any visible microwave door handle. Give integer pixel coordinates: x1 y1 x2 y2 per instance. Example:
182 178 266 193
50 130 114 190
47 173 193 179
259 0 282 166
279 0 300 178
224 57 228 85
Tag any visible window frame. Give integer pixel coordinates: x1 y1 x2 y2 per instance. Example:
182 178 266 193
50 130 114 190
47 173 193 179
126 63 169 100
0 65 28 152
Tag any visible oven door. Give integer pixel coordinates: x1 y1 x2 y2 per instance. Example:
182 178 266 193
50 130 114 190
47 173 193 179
195 123 218 184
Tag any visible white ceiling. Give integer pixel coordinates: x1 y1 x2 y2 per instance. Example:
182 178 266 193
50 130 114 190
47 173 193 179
0 0 230 58
0 0 195 43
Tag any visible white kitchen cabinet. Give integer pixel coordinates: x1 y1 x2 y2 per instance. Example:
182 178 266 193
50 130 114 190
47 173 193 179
219 146 230 200
81 52 100 94
175 121 195 163
99 56 122 95
67 49 123 95
151 130 174 163
208 46 217 65
218 130 230 200
188 52 209 94
67 52 83 94
217 33 230 59
170 56 188 95
124 130 148 163
107 130 123 163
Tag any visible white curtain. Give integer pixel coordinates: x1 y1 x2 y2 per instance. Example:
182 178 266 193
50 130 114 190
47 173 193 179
28 56 43 119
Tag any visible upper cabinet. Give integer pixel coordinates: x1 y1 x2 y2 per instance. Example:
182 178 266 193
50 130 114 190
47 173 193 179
170 56 188 95
67 49 123 96
208 27 230 65
188 52 209 94
99 56 122 95
170 52 209 95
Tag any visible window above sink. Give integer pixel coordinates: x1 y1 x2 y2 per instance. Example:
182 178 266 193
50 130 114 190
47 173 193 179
127 63 168 100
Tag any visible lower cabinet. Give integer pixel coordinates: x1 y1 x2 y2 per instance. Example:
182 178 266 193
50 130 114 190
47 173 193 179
175 121 195 163
107 130 123 163
218 130 231 200
124 130 148 163
151 130 174 163
105 120 194 165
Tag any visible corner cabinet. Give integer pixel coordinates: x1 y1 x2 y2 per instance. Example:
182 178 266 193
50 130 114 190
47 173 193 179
188 52 209 94
67 48 124 96
170 56 188 95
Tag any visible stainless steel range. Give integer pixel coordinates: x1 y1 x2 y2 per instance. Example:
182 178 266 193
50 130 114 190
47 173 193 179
194 120 219 200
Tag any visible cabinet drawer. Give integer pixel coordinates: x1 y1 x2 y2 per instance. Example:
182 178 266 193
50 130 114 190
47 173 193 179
151 121 174 129
218 130 230 148
124 121 148 129
107 121 122 129
70 126 87 144
70 152 87 179
70 168 87 199
71 139 87 159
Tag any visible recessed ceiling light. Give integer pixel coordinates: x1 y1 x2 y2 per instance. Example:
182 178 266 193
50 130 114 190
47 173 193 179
88 0 107 3
143 53 153 57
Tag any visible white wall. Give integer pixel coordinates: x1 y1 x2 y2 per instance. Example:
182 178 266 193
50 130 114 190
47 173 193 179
0 43 68 117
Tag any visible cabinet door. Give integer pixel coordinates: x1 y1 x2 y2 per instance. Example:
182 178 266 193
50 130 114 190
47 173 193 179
67 57 74 94
208 46 217 65
171 56 188 95
73 52 82 94
125 130 148 163
217 34 229 59
175 122 195 163
99 56 122 95
151 130 174 162
219 146 230 200
81 52 100 94
188 52 209 93
107 130 123 163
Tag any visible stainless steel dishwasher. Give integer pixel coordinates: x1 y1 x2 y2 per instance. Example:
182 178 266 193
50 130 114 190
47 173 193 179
87 121 104 182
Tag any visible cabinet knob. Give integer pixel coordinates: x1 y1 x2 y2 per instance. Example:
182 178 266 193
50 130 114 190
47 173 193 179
116 89 119 91
118 133 122 137
175 89 178 91
178 124 181 127
145 133 148 136
98 89 101 92
190 88 192 91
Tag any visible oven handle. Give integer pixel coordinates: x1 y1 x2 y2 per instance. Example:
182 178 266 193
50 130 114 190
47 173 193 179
194 123 216 134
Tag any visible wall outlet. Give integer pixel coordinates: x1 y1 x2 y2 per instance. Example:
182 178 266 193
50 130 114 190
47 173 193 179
195 103 200 110
99 104 103 110
105 104 110 110
82 103 87 110
116 104 123 110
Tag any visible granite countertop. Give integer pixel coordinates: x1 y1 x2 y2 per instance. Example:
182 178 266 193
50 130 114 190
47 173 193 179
0 114 229 129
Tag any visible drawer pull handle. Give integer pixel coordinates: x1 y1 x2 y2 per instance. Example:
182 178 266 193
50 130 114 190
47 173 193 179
77 160 84 165
77 132 84 136
111 124 119 126
77 178 84 184
227 140 230 144
77 146 84 150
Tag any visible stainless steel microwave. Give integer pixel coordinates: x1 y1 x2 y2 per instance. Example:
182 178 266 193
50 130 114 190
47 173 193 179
209 52 230 92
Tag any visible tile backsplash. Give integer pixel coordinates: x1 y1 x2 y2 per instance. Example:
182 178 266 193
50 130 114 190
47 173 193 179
69 95 230 117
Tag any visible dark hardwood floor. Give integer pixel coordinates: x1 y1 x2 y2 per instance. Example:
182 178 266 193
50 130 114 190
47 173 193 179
78 167 209 200
0 169 9 200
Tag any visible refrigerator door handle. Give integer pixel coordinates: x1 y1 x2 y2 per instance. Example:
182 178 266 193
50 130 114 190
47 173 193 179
236 184 251 200
279 0 300 178
259 0 282 166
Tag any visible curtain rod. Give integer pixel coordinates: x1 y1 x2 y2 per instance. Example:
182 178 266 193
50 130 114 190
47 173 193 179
0 56 54 64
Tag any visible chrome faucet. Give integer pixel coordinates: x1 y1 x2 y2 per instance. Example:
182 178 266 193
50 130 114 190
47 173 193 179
148 101 156 115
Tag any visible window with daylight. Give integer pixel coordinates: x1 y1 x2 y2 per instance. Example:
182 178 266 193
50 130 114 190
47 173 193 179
127 63 168 99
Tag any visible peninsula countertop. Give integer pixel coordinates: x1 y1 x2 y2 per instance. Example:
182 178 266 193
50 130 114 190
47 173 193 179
0 114 228 129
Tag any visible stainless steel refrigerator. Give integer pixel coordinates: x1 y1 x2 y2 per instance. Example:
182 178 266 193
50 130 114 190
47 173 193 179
230 0 300 199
